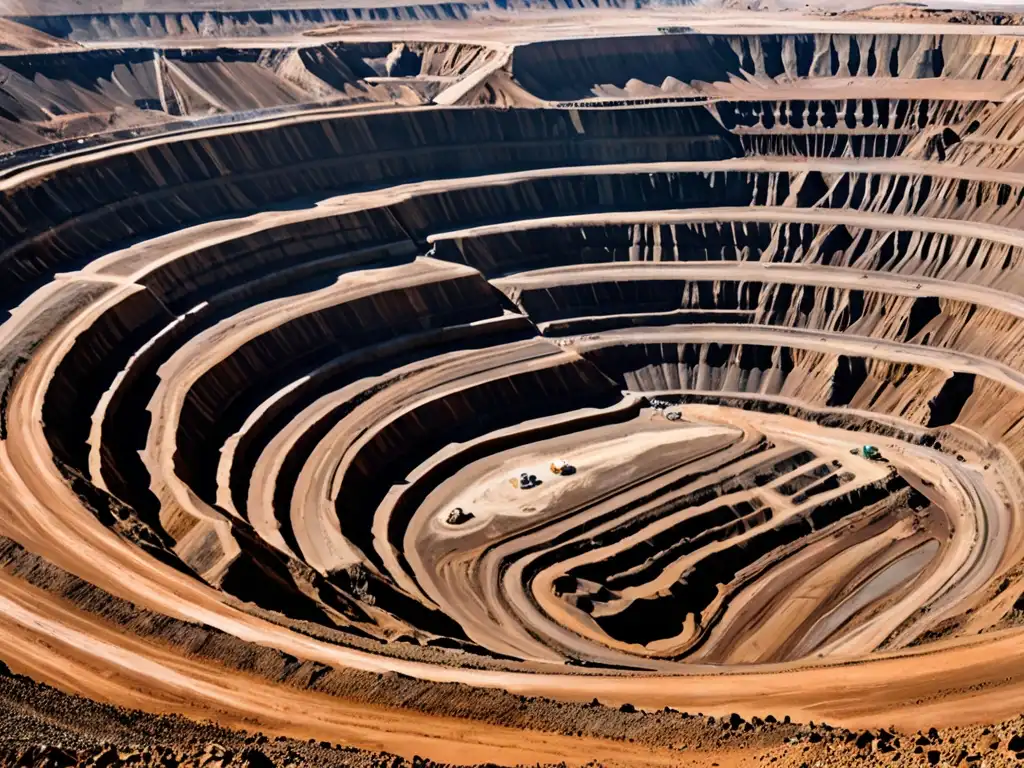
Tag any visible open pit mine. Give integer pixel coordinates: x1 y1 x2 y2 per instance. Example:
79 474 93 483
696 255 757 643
10 4 1024 766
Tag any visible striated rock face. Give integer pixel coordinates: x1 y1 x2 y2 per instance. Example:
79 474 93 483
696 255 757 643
8 10 1024 759
0 40 504 152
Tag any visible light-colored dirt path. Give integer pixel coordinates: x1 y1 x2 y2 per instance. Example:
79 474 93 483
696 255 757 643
430 205 1024 250
493 262 1024 319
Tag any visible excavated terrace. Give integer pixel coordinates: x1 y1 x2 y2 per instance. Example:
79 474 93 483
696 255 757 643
4 11 1024 760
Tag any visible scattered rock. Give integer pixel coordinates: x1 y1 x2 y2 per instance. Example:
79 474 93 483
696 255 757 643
19 746 78 768
855 730 874 749
90 747 121 768
238 748 275 768
199 744 232 767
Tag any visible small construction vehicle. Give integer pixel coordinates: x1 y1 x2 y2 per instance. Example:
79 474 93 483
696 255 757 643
550 459 575 476
446 507 474 525
517 472 541 490
850 445 883 461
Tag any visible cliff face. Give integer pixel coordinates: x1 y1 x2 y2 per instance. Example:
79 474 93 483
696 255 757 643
0 41 509 152
10 6 475 40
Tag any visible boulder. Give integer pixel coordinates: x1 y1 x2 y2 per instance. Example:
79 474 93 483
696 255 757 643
239 748 276 768
855 730 874 749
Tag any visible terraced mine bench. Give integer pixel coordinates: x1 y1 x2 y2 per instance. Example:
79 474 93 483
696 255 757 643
5 11 1024 764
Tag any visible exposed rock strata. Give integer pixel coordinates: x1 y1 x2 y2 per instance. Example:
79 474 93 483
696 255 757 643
4 11 1024 766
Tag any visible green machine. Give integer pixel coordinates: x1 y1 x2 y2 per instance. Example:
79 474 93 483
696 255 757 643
849 445 882 461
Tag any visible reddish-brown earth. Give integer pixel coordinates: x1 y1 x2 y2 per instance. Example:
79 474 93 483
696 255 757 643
6 2 1024 766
